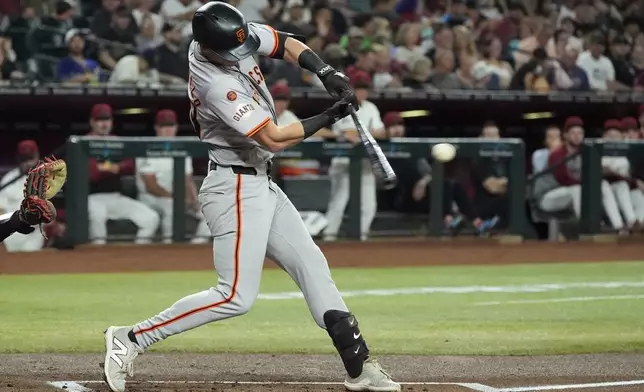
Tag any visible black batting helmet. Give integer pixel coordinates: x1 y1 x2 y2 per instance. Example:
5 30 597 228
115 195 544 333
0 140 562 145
192 1 260 62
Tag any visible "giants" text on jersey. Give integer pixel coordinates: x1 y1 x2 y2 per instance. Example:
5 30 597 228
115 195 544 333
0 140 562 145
233 104 255 122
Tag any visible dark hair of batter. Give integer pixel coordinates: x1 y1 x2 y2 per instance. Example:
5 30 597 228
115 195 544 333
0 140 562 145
323 310 369 378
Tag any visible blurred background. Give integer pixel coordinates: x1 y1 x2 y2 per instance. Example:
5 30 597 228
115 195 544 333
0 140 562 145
1 0 644 251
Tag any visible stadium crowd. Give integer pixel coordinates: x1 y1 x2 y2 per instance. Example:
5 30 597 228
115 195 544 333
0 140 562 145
0 0 643 91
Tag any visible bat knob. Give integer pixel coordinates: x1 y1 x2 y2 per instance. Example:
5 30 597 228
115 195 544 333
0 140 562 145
380 176 398 190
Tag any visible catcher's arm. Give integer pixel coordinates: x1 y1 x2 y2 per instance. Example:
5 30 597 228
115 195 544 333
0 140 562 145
0 211 34 243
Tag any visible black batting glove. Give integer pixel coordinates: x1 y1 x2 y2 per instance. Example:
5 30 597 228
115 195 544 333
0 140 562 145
316 66 359 107
323 94 356 125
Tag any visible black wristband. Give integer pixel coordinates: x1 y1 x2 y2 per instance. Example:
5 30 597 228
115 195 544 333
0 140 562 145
301 113 332 139
298 49 333 79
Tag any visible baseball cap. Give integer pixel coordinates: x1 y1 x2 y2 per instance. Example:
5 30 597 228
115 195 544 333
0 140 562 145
55 0 72 15
603 119 621 131
350 71 372 89
564 116 583 130
17 140 39 157
91 103 113 120
156 109 178 126
64 28 81 46
270 84 291 100
383 112 403 128
620 116 638 130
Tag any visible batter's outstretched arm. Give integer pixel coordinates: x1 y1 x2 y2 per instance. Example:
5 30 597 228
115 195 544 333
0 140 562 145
252 98 354 152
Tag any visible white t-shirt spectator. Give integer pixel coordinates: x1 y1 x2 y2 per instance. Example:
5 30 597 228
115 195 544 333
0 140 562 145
160 0 201 37
576 50 615 91
136 157 194 196
132 9 164 36
237 0 270 23
277 109 299 127
108 55 161 87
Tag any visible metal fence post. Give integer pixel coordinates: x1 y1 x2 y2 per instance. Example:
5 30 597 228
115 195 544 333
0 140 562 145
580 141 602 234
347 149 362 240
429 160 444 237
508 141 526 236
65 137 89 245
172 157 186 243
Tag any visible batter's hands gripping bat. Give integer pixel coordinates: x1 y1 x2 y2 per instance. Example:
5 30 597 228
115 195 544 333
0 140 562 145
348 104 397 190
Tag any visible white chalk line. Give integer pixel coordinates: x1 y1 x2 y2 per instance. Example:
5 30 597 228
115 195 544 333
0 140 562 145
257 281 644 300
48 379 644 392
477 294 644 306
498 379 644 391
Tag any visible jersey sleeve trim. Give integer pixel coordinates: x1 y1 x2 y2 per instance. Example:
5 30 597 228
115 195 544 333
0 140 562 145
246 117 271 137
267 26 280 57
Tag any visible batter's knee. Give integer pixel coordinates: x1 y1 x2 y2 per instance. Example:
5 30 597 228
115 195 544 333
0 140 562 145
226 291 257 316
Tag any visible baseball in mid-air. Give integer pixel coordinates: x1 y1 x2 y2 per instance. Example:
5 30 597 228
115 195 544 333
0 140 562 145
431 143 456 162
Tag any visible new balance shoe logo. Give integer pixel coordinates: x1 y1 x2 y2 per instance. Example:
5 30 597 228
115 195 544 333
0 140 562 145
110 337 128 368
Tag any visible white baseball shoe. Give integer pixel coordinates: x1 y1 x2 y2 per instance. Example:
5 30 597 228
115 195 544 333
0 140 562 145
344 358 401 391
103 326 143 392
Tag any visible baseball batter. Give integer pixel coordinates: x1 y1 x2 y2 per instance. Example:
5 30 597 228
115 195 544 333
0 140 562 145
103 3 400 392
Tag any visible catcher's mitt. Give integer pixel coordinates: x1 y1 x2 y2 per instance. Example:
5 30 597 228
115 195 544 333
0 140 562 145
18 157 67 227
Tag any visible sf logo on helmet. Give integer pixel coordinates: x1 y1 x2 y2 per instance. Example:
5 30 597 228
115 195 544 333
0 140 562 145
236 28 246 43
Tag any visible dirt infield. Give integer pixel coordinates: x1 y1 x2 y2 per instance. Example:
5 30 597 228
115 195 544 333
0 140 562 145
2 353 644 392
2 240 644 274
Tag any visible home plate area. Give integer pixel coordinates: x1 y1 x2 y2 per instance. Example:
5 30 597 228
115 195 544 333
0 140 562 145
2 353 644 392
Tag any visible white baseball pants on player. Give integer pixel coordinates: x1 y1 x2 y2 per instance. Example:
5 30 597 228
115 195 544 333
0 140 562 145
608 181 637 227
631 189 644 223
132 164 348 348
2 228 44 252
539 181 624 229
88 193 160 244
139 194 211 243
324 159 377 240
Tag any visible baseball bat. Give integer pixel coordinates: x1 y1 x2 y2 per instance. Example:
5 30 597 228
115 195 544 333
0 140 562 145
348 104 397 190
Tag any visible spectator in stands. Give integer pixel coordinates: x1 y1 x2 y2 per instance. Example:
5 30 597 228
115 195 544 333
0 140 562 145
3 5 39 64
429 50 467 89
98 5 138 70
537 116 625 232
143 23 188 84
373 0 398 21
108 53 160 86
510 47 550 91
493 2 525 47
277 0 314 37
514 21 555 69
37 0 88 60
459 55 501 89
0 141 45 252
272 83 299 126
0 36 20 82
160 0 202 39
621 117 640 140
532 125 562 173
403 56 432 90
86 103 159 245
471 122 507 231
309 1 339 45
91 0 128 38
324 72 386 241
135 14 164 53
609 36 635 87
623 16 641 45
345 46 376 81
342 26 367 65
132 0 163 38
56 29 101 84
631 45 644 88
426 23 454 64
383 111 405 138
136 109 209 244
601 119 638 232
548 42 590 91
236 0 281 24
576 32 617 91
476 36 514 89
393 22 424 67
373 44 402 89
453 25 477 60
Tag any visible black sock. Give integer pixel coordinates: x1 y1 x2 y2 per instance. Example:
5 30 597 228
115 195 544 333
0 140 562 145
128 329 139 346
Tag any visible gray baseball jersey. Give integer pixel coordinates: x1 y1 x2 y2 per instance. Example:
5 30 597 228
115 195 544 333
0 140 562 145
132 23 349 349
187 23 278 167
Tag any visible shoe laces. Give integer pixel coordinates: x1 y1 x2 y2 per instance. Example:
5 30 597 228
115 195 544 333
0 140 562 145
366 358 393 380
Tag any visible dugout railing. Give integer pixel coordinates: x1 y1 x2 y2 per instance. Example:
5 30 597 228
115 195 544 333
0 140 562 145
64 136 527 245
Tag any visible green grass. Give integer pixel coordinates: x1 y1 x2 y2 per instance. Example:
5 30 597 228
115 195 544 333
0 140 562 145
1 261 644 355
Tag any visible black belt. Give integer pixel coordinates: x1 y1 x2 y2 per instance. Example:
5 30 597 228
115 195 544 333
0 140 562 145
209 161 271 176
